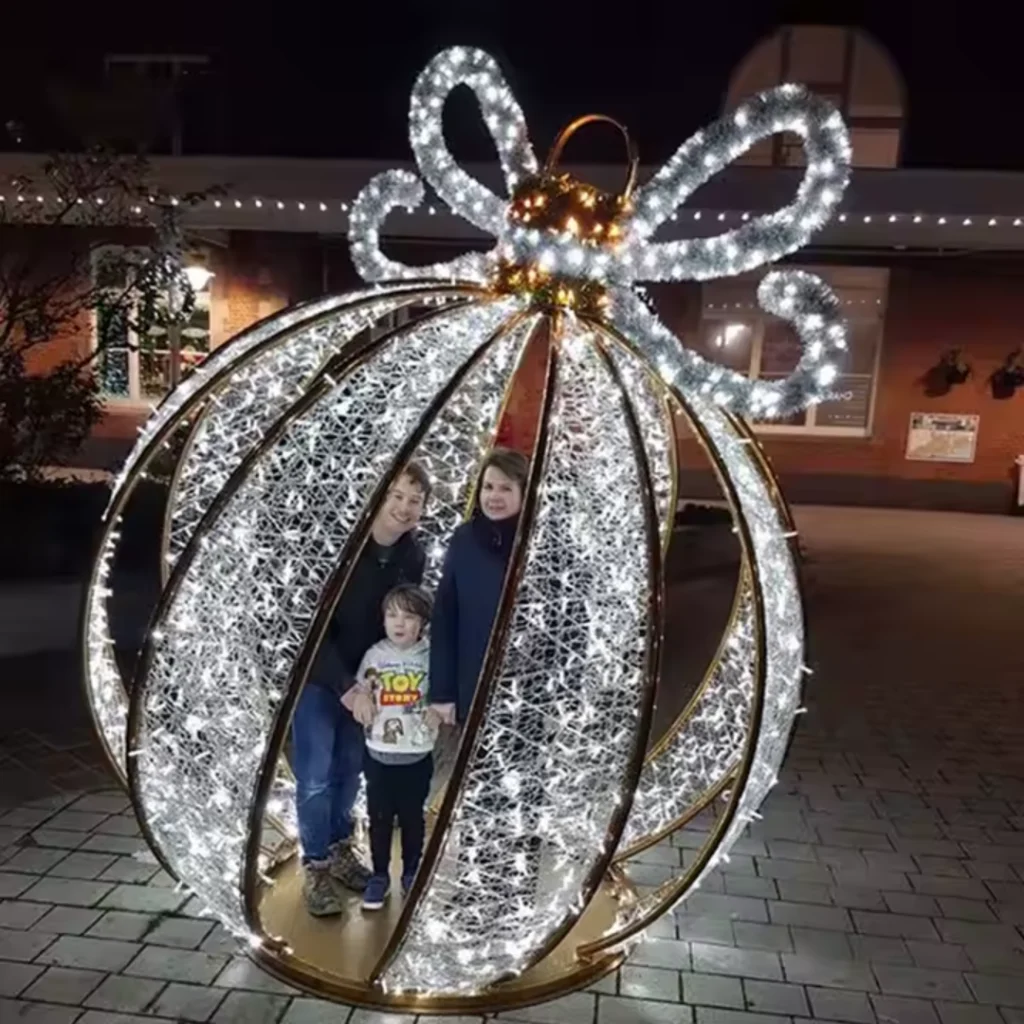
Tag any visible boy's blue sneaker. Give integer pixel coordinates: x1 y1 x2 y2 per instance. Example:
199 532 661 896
401 871 417 896
362 874 390 911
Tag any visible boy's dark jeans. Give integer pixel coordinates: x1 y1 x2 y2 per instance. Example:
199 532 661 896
364 751 433 878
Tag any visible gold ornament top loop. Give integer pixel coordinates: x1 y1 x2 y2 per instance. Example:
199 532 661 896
544 114 639 201
500 113 640 315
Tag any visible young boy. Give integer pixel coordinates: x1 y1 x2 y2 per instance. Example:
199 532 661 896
344 584 438 909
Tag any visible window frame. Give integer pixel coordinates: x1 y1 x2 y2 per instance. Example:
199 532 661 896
90 244 212 406
698 268 888 439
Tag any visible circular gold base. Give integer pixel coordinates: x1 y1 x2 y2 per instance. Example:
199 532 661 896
256 857 629 1014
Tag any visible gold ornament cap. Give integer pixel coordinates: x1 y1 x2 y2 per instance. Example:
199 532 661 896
494 115 639 316
508 114 638 245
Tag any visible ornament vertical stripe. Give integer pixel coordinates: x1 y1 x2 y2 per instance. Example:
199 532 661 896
382 319 656 992
82 283 476 784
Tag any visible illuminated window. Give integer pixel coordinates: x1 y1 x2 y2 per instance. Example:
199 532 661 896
93 246 211 401
697 266 887 436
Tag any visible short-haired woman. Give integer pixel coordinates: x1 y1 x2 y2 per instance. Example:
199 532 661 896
429 447 529 735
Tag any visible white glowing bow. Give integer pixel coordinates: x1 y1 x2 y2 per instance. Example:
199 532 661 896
349 46 853 416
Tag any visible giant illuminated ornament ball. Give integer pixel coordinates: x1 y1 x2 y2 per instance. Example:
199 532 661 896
83 46 849 1012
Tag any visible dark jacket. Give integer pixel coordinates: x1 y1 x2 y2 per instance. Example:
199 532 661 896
430 513 518 723
309 531 425 697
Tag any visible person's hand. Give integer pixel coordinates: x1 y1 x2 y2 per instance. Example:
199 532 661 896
350 693 375 727
428 703 456 728
424 706 443 732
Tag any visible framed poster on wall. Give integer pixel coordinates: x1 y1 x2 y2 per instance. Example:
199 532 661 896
905 412 979 463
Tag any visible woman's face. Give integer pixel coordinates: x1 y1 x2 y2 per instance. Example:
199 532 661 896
480 465 522 521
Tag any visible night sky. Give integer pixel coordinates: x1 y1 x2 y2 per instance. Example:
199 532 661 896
1 1 1021 171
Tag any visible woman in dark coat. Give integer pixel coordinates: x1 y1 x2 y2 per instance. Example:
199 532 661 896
429 448 529 728
429 448 541 898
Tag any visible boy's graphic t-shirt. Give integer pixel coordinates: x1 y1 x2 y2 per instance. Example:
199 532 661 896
355 637 434 761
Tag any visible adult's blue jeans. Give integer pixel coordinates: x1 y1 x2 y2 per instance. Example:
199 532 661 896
291 682 364 864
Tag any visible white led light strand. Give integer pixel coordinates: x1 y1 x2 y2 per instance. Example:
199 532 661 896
409 46 538 235
620 571 755 852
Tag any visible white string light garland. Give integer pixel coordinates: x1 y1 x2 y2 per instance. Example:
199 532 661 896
5 190 1023 233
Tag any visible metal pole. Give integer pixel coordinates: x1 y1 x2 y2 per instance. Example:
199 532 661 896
167 273 182 390
171 58 183 157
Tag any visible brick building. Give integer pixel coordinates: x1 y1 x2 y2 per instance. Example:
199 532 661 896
4 26 1024 512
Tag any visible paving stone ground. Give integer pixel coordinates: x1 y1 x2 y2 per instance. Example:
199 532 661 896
2 506 1024 1023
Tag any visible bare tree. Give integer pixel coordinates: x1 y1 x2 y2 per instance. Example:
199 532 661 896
0 150 213 480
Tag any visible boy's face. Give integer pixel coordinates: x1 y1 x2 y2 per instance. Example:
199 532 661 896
480 466 522 521
384 603 423 647
375 473 426 540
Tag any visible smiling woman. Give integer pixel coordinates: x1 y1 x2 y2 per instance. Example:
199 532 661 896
430 447 529 728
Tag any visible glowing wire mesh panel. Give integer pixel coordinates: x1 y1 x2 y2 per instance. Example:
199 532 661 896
131 300 517 931
383 325 654 992
598 392 802 940
84 284 442 778
679 395 803 876
621 573 755 851
604 344 675 548
166 294 453 567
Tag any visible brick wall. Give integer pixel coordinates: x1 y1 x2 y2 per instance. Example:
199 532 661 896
30 224 1024 508
90 231 326 449
668 261 1024 513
